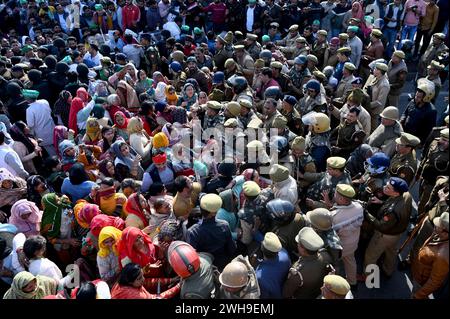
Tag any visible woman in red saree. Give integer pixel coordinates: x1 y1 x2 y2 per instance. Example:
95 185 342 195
117 227 175 292
111 263 180 299
68 88 90 135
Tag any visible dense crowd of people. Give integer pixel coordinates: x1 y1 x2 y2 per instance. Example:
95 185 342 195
0 0 449 300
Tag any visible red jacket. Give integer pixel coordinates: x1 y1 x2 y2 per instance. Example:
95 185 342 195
122 4 141 30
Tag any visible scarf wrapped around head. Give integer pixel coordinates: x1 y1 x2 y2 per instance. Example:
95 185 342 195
110 140 136 169
53 126 68 158
113 111 129 130
85 117 101 142
58 139 78 165
9 199 43 237
157 219 183 243
116 80 140 109
90 214 126 238
124 193 149 227
0 168 27 207
98 226 122 258
95 186 116 206
76 203 101 229
117 227 156 268
180 83 198 110
41 193 72 239
69 87 89 134
3 272 58 299
165 85 178 105
127 116 144 135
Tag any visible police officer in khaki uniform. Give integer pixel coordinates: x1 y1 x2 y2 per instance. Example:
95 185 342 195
234 45 255 84
416 128 449 216
283 227 331 299
311 30 329 70
320 274 351 299
286 37 310 65
387 50 408 107
335 62 356 99
362 177 412 278
418 33 449 78
214 32 234 72
270 61 290 94
245 33 262 61
277 24 301 59
426 60 444 103
291 136 316 191
389 132 420 185
306 54 319 74
363 62 391 132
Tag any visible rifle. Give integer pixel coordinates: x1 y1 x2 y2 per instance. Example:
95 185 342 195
397 212 428 255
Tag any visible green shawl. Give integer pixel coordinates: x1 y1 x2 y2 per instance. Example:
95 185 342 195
41 193 71 239
3 271 58 299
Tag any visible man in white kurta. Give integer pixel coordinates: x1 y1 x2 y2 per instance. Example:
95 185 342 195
25 92 56 156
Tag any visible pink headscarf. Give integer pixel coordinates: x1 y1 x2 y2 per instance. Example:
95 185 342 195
53 126 68 158
9 199 43 237
351 1 364 20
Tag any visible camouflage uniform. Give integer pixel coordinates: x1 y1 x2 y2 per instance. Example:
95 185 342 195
311 41 329 69
281 108 303 136
303 171 352 208
288 67 311 98
247 42 262 61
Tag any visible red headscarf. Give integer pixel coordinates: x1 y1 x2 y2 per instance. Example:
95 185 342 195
117 227 157 269
76 203 101 229
124 193 149 227
113 111 129 130
90 214 126 237
69 88 89 135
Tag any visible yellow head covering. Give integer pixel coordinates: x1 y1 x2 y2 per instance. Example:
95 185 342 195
152 132 169 149
165 85 178 105
74 199 89 228
127 117 143 135
85 117 101 141
98 226 122 258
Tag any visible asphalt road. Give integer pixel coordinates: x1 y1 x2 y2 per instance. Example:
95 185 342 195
351 63 449 299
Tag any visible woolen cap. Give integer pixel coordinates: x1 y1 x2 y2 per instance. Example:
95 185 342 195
323 275 351 296
200 194 223 213
336 184 356 199
226 102 241 117
262 232 282 253
207 101 222 110
295 227 324 251
269 164 290 183
393 50 405 59
344 62 356 71
327 157 346 169
395 132 421 147
291 136 306 151
243 181 261 197
306 208 332 231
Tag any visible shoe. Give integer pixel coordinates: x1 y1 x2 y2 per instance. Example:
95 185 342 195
356 273 366 282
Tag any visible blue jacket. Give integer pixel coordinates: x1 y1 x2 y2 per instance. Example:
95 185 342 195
255 248 291 299
187 218 237 271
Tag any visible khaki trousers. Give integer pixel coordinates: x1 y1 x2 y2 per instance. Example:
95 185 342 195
364 230 402 276
342 253 358 285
